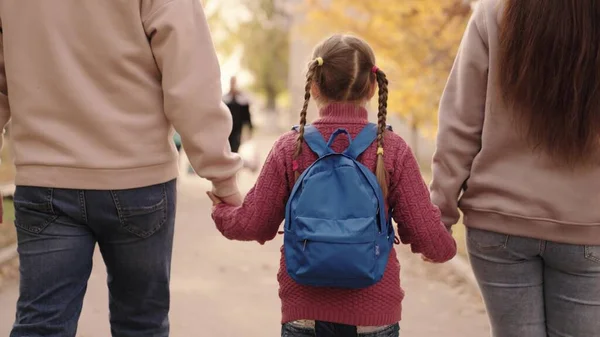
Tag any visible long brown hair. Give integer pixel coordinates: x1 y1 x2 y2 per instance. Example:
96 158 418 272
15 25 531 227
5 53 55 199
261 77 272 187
499 0 600 167
294 35 389 197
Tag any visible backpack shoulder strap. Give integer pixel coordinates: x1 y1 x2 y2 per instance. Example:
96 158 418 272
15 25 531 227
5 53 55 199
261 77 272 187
345 123 393 159
345 123 378 159
292 125 329 157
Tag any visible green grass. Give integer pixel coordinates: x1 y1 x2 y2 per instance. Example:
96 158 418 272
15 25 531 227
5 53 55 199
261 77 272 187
0 198 15 248
4 198 15 223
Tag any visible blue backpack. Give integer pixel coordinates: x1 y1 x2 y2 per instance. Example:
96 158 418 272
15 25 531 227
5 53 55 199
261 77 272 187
284 123 394 289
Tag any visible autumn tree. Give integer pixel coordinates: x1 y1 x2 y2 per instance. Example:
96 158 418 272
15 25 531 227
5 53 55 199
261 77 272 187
303 0 472 153
211 0 290 112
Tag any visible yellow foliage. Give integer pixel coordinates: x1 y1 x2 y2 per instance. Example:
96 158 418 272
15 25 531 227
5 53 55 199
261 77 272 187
302 0 472 133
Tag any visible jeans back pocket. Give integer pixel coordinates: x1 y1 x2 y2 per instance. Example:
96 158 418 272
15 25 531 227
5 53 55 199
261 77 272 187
13 186 58 234
467 227 509 252
585 246 600 264
111 182 169 238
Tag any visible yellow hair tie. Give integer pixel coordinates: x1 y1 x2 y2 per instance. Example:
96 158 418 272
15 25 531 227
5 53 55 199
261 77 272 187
315 57 324 66
377 147 384 155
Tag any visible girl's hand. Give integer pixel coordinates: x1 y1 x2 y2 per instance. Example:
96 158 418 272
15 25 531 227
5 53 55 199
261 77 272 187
207 191 243 207
206 191 223 206
219 191 243 206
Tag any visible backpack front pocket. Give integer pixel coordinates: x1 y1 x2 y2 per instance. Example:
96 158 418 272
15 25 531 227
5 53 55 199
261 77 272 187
294 238 377 287
285 217 380 289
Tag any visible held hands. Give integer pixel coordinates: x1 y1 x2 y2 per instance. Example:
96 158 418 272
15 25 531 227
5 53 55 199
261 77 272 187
206 191 243 207
421 225 454 263
421 256 436 263
206 191 222 206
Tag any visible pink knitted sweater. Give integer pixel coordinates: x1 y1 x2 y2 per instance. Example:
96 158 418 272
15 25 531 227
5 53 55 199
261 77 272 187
212 103 457 326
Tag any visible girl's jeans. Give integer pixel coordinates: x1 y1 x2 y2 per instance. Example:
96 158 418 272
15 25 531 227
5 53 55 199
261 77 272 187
282 322 400 337
467 227 600 337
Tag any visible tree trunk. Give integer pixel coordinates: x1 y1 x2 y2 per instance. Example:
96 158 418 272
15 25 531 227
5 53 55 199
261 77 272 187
264 90 280 132
266 90 277 111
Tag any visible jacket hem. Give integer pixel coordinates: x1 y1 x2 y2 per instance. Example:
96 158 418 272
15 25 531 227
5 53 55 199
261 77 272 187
463 208 600 245
15 161 180 190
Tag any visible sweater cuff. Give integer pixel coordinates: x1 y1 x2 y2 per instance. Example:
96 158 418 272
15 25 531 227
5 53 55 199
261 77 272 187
211 176 239 197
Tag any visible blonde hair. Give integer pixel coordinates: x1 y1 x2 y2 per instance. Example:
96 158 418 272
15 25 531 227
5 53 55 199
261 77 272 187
294 34 389 198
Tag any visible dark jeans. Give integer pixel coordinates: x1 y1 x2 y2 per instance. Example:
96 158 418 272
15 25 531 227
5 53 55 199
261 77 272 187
10 180 177 337
467 227 600 337
282 323 400 337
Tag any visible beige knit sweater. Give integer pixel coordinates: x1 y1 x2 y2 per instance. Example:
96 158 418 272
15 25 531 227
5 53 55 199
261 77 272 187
0 0 242 196
432 0 600 245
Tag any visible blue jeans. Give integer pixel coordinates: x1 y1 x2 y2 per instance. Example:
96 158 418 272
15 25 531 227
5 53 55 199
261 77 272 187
281 323 400 337
467 227 600 337
10 180 177 337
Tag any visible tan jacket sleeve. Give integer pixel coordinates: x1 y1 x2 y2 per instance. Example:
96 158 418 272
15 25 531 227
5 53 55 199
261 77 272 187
142 0 242 197
430 3 489 226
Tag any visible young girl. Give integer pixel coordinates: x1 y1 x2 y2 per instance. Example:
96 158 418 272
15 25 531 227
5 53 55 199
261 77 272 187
209 34 457 337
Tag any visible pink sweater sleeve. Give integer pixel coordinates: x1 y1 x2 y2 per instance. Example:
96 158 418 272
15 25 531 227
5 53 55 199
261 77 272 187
388 146 457 263
211 139 291 244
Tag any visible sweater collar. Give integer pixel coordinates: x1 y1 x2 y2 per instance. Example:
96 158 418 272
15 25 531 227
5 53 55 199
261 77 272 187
314 103 369 125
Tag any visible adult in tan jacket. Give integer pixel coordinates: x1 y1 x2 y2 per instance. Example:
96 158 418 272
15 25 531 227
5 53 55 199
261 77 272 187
0 1 242 336
432 1 600 336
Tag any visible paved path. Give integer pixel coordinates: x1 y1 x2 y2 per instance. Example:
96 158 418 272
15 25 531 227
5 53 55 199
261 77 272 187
0 134 490 336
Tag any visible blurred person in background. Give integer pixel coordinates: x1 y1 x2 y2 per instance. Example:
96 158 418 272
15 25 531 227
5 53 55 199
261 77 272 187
0 1 241 336
432 1 600 336
188 76 257 176
223 76 259 172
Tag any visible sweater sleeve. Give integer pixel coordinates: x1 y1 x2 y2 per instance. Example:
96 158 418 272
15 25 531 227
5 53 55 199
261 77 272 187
430 2 488 227
211 139 290 244
389 145 457 263
142 0 242 198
